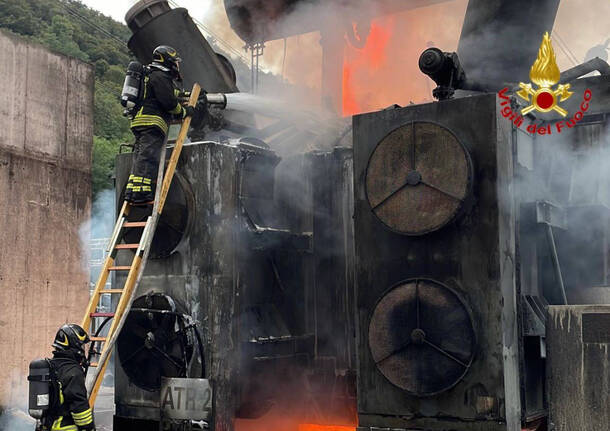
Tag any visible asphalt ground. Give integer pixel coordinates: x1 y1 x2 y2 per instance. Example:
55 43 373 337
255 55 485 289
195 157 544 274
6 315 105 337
94 386 114 431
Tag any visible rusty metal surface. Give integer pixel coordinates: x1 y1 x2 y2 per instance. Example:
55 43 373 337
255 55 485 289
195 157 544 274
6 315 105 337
368 279 476 396
365 121 472 235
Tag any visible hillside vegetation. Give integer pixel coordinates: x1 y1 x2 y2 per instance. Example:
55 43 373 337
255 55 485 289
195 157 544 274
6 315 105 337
0 0 134 196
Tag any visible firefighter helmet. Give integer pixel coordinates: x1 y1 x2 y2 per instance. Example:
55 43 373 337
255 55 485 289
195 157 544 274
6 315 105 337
52 324 90 354
152 45 182 76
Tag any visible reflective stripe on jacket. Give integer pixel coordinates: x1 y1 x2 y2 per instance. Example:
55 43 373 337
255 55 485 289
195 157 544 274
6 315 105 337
51 416 78 431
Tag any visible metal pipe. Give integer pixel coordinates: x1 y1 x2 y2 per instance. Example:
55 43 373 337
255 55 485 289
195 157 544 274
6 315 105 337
545 223 568 305
560 57 610 84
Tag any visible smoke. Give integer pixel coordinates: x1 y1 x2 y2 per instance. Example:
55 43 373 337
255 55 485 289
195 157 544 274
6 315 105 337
78 189 116 280
506 106 610 304
206 0 469 114
0 369 36 431
0 408 35 431
554 0 610 68
224 92 347 155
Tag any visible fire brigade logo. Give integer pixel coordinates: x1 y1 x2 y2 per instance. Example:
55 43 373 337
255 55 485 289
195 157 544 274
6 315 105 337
517 32 573 116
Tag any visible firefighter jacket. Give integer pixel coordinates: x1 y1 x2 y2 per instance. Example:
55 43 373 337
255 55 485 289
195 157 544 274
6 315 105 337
130 64 184 135
49 352 95 431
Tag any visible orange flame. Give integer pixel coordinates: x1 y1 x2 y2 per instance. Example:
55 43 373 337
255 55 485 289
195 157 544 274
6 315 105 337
342 62 361 115
339 1 467 117
299 425 357 431
342 18 394 116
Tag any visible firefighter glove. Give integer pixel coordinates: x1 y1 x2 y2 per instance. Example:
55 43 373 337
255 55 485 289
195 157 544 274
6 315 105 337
183 105 196 118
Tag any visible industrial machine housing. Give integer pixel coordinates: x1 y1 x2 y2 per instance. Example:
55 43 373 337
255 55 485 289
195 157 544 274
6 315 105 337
107 1 610 430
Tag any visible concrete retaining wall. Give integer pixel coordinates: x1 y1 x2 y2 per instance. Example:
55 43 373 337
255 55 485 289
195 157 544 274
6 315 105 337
0 29 93 408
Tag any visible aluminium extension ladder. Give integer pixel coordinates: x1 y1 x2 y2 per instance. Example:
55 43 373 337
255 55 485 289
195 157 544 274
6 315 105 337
81 84 201 406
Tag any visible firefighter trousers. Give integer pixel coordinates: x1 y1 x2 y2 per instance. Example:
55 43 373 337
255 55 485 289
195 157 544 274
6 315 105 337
126 126 166 202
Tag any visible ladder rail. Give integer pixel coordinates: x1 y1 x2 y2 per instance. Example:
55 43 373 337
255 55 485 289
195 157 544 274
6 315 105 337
85 84 201 404
82 203 130 331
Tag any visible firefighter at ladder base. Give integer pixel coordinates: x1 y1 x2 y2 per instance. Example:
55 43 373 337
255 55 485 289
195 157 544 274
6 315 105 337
45 324 95 431
125 45 207 203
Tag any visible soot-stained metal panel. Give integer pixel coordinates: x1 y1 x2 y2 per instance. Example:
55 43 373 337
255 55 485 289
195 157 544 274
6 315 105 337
113 142 243 430
353 94 521 430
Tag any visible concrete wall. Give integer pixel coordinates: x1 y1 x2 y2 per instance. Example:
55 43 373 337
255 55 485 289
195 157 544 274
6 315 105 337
0 30 93 408
547 306 610 431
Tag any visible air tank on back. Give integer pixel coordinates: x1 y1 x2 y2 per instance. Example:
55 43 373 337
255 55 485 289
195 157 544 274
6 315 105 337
125 0 238 93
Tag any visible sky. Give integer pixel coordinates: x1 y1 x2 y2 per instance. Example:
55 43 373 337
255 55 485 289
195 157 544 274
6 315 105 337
81 0 212 23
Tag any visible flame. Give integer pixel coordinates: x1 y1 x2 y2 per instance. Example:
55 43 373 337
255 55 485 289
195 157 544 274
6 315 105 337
340 1 468 117
236 416 357 431
342 62 361 116
529 32 561 87
299 425 356 431
342 18 394 116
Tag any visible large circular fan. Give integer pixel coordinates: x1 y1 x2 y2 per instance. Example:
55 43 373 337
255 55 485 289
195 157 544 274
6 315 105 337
365 121 472 235
368 279 476 396
117 294 194 391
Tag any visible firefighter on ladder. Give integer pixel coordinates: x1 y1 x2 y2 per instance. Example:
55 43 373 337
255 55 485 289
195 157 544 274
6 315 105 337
45 324 95 431
126 45 206 203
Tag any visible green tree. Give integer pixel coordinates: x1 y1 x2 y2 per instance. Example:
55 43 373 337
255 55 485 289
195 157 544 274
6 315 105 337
105 64 126 86
94 82 131 142
92 136 122 195
95 59 110 77
40 15 89 61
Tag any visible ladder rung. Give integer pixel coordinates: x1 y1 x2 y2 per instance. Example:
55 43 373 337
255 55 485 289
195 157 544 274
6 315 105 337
128 201 154 206
108 266 131 271
90 337 106 342
89 362 98 367
100 289 124 294
115 243 139 249
124 221 147 227
90 312 115 318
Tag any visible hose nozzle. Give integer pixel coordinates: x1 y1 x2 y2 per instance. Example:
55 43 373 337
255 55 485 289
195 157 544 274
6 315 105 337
204 93 227 109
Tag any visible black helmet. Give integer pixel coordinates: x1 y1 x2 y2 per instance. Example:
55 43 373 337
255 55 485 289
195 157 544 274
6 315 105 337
152 45 182 76
52 324 90 356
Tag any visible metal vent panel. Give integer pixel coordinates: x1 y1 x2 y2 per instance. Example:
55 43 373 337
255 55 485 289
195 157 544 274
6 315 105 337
368 278 476 396
365 121 472 235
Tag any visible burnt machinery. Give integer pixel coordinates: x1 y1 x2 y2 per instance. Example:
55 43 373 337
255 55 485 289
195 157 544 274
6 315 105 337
352 54 610 431
111 1 610 430
112 141 356 430
114 3 357 429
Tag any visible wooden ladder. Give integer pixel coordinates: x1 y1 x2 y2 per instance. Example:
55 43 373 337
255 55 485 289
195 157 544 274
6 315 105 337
82 84 201 406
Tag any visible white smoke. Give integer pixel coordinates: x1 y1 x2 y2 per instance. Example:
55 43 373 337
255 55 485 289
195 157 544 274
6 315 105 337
0 369 36 431
0 409 36 431
78 189 116 278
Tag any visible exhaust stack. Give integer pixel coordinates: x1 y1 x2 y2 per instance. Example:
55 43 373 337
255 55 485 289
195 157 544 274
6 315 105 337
125 0 238 94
